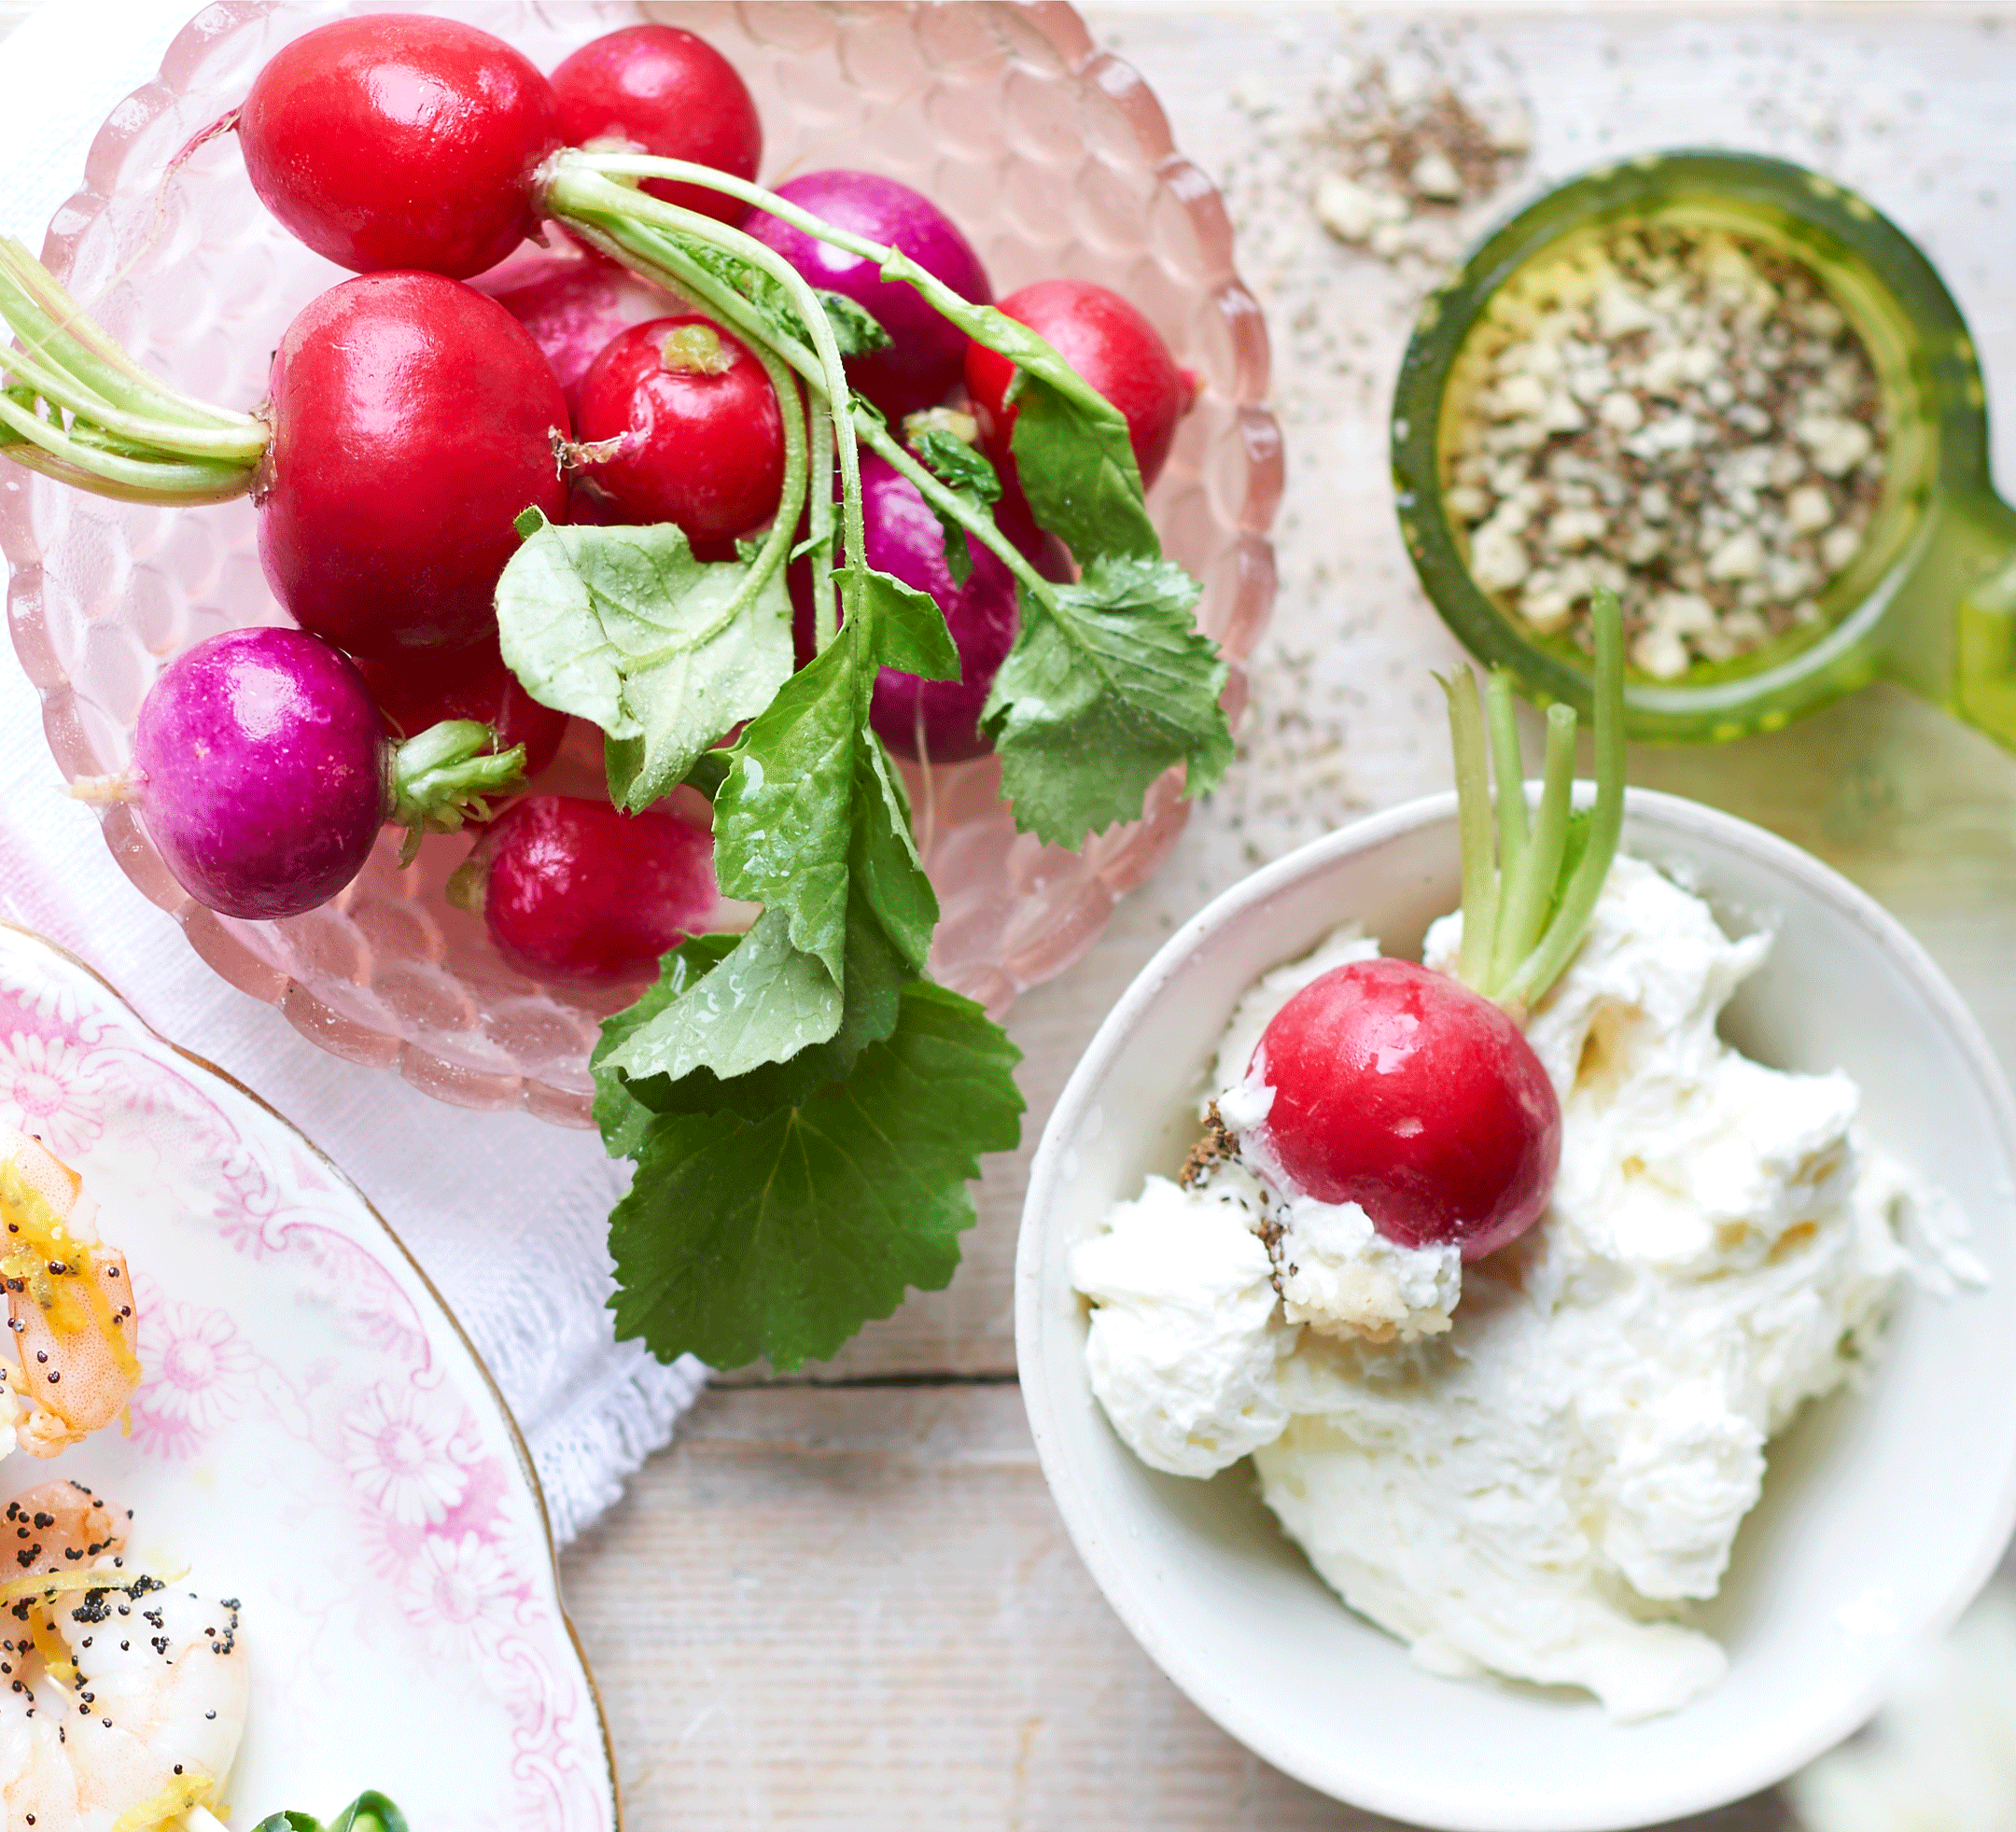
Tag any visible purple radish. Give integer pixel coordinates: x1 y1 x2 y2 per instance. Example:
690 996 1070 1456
448 795 719 987
791 455 1069 763
74 628 527 920
742 171 991 422
470 254 669 427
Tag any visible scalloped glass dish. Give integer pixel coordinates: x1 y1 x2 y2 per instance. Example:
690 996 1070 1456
0 0 1281 1127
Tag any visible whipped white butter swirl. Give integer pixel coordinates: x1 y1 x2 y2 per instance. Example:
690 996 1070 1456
1071 856 1983 1720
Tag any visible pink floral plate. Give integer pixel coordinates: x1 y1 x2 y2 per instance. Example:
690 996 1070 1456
0 922 618 1829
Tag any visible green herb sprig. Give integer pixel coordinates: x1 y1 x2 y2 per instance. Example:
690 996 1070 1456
506 151 1230 1369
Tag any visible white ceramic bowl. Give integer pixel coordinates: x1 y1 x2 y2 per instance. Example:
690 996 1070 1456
1015 787 2016 1832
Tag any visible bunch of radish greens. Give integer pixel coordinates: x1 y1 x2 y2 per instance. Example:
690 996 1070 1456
0 13 1233 1370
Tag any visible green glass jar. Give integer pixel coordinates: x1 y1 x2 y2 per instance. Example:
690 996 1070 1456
1392 149 2016 746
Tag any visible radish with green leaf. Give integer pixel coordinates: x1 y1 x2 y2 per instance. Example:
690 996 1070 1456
1232 589 1626 1259
4 32 1241 1377
73 628 527 921
966 278 1195 491
0 252 568 659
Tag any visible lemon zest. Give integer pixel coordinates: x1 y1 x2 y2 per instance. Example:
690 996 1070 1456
0 1561 188 1607
30 1606 75 1681
109 1766 216 1832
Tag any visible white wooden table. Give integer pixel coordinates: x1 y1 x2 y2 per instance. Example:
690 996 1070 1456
8 4 2016 1826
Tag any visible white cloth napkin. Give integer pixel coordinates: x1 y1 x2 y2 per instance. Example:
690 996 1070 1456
0 0 705 1545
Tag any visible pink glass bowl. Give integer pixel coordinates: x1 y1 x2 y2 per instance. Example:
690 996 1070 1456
2 0 1281 1127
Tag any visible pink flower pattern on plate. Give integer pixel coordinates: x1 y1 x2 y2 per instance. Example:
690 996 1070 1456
0 1029 108 1158
399 1531 527 1663
343 1379 475 1529
132 1287 261 1459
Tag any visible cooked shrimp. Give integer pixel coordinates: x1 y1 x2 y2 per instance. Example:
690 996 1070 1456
0 1126 142 1458
0 1489 246 1832
5 1479 130 1576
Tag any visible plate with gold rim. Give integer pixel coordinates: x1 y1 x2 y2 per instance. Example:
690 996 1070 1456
0 922 618 1830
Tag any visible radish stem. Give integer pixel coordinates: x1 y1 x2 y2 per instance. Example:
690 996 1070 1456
1499 588 1625 1015
0 239 264 503
388 720 528 866
1441 668 1499 992
1486 670 1528 882
1490 702 1576 987
1443 588 1624 1016
805 396 837 655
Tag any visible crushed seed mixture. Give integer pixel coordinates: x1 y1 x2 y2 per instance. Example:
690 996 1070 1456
1303 50 1531 264
1444 224 1888 678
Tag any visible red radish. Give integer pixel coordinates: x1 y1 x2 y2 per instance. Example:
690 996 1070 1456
743 172 991 422
78 628 526 922
472 255 670 426
574 315 785 542
357 635 567 783
965 279 1193 490
549 25 762 231
1239 960 1561 1261
1218 593 1629 1267
259 272 569 659
237 14 563 279
448 797 718 987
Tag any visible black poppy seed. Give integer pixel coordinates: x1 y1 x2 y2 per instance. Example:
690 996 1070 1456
32 1350 45 1364
205 1709 216 1720
119 1640 128 1650
174 1764 183 1774
31 1514 49 1530
46 1371 58 1383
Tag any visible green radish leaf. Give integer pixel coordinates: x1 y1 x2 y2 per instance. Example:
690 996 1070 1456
595 886 909 1135
598 740 931 1100
607 982 1023 1370
910 426 1001 504
712 628 861 980
594 934 740 1152
664 237 889 356
853 739 937 971
906 426 1001 586
875 255 1157 566
981 554 1231 846
814 288 891 356
598 905 844 1087
496 511 792 813
834 566 960 682
1006 372 1158 565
